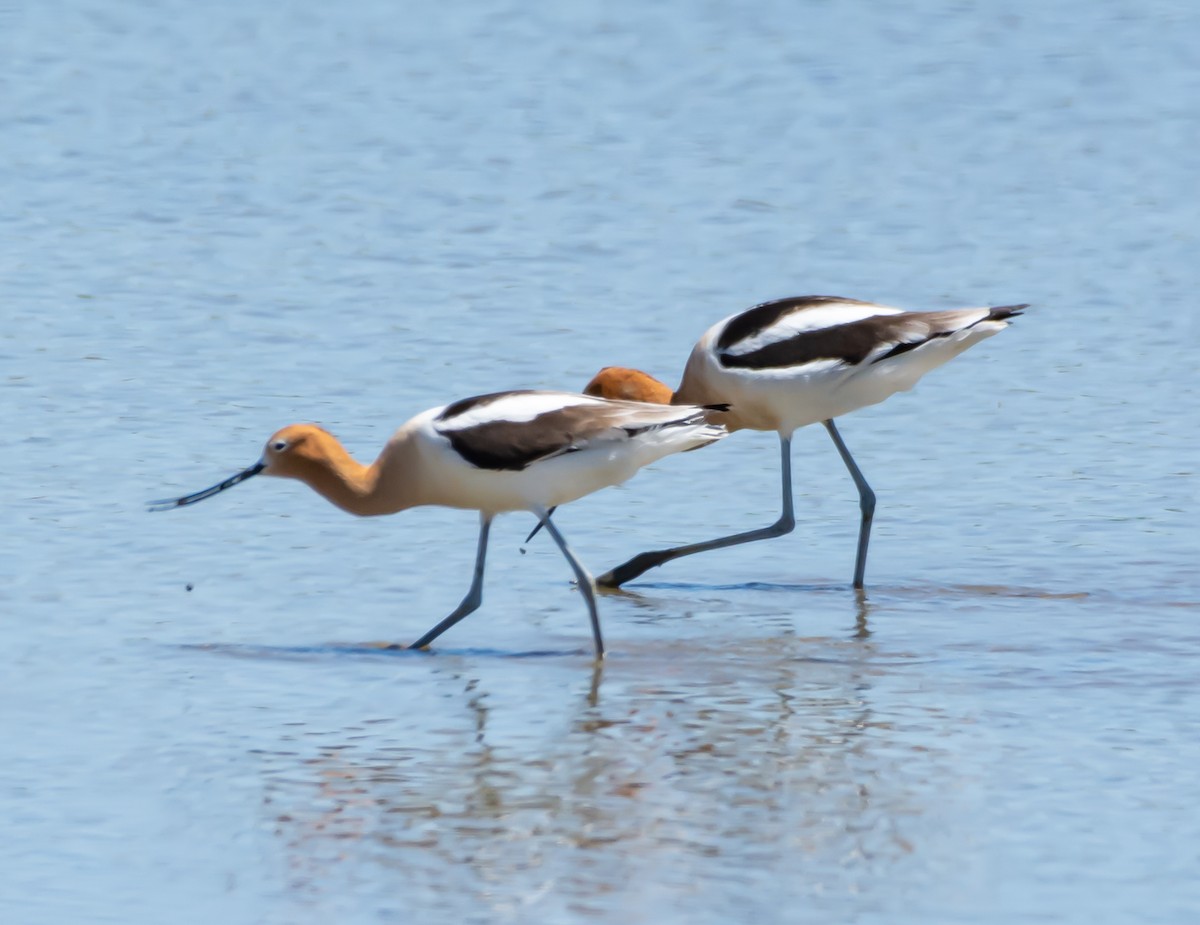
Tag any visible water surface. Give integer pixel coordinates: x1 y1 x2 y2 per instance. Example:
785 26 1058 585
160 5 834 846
2 0 1198 922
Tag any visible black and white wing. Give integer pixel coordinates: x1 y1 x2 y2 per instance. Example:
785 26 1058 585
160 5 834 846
432 390 724 471
714 296 1026 371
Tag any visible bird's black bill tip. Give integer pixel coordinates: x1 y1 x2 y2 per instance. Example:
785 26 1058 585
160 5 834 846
146 497 186 513
147 460 265 512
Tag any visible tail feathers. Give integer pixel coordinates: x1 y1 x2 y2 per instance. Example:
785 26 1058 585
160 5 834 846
870 304 1025 366
693 405 729 448
621 405 728 438
986 303 1029 322
683 422 727 452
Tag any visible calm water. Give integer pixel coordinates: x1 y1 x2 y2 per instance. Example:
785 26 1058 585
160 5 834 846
3 0 1198 922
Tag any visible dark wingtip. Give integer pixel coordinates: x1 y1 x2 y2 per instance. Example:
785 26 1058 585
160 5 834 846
989 303 1030 321
703 402 732 412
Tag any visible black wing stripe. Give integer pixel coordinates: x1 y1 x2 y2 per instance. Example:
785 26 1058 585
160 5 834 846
438 393 725 472
436 390 531 424
720 316 902 369
443 420 582 471
715 296 874 353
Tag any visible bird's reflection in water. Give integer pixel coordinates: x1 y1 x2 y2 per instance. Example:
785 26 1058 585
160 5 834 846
259 592 953 920
853 588 873 639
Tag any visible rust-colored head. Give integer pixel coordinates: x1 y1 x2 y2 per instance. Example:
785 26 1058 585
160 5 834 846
258 423 386 515
583 367 674 405
148 423 365 513
151 418 418 517
261 424 345 480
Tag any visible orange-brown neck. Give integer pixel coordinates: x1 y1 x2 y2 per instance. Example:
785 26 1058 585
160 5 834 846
294 455 381 516
263 425 420 517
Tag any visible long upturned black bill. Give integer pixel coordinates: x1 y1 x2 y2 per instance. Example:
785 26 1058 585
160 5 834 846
147 461 265 512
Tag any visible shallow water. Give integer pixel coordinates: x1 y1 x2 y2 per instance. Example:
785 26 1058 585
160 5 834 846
3 0 1198 922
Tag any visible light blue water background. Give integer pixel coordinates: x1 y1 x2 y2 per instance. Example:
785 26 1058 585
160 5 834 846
2 0 1198 922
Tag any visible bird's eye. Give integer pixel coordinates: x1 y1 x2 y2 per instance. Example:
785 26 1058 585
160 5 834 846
272 440 287 452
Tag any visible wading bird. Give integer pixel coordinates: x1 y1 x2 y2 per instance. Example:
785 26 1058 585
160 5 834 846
149 390 727 657
575 296 1025 589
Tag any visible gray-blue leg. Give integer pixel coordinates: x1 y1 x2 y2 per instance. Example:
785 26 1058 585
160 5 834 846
596 435 796 588
408 513 492 650
823 419 875 590
533 506 605 659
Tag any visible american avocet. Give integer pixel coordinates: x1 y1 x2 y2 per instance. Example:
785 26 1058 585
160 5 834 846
578 296 1026 589
149 390 728 658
